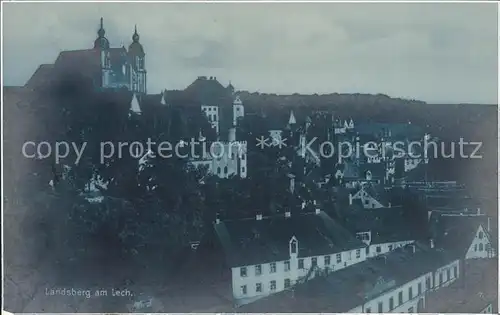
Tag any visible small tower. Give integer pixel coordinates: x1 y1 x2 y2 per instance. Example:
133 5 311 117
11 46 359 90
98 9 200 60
232 95 244 127
94 17 110 50
128 25 147 94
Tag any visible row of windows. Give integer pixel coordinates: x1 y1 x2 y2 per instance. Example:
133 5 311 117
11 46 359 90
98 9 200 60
206 114 218 122
216 166 246 175
474 242 490 252
239 251 365 277
240 279 291 295
366 265 458 313
203 107 218 112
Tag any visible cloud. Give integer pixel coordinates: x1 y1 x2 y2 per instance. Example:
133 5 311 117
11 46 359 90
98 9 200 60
2 1 498 103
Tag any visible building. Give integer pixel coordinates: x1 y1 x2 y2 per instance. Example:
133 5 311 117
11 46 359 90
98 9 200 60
26 18 147 95
239 242 461 313
423 259 497 313
430 211 497 259
213 210 368 306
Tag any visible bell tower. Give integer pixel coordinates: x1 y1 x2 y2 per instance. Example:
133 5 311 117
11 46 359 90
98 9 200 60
128 25 147 94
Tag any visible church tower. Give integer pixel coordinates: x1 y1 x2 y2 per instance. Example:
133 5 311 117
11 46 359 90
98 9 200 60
94 18 112 88
128 25 147 94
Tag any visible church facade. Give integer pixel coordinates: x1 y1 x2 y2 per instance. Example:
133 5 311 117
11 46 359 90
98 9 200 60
26 18 147 95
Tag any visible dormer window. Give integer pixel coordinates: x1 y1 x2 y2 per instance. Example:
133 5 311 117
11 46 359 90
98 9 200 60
290 240 297 254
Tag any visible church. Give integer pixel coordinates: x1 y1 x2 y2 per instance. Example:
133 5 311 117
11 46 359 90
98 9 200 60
26 18 147 95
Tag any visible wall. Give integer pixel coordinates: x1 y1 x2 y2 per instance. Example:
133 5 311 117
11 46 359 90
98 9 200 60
367 241 414 258
231 247 366 305
349 259 460 313
465 225 495 259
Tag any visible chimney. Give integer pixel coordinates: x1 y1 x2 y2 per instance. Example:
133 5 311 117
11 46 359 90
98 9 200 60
315 208 321 214
256 214 263 221
285 211 291 218
348 193 353 205
430 238 435 249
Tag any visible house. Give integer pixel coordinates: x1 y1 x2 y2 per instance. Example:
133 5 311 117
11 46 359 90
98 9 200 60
348 184 392 209
26 18 147 95
213 210 368 306
430 212 496 259
189 128 248 179
239 243 461 313
422 259 497 313
343 206 416 258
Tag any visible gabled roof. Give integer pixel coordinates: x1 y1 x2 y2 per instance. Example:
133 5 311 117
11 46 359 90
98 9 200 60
240 244 459 312
25 64 55 89
214 211 365 267
343 206 416 244
184 76 230 106
431 214 493 256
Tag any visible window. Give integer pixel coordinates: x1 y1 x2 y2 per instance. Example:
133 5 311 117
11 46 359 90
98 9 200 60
270 280 276 291
284 260 290 271
376 246 381 253
408 306 414 313
389 297 394 310
408 287 413 299
426 277 431 290
356 249 361 258
240 267 247 277
336 253 342 263
291 240 297 254
241 167 246 173
365 199 369 205
453 266 457 278
418 283 422 295
479 243 484 251
475 244 478 251
479 231 484 239
284 278 291 288
256 283 262 293
446 269 450 281
366 247 370 255
224 166 228 174
398 291 403 305
255 264 262 276
378 302 383 313
241 285 247 295
439 272 443 285
324 255 330 265
270 262 276 273
298 259 304 269
312 257 317 266
217 167 221 174
366 307 371 313
388 245 393 251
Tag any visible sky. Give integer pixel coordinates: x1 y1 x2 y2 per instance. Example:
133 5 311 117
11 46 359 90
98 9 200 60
2 1 498 104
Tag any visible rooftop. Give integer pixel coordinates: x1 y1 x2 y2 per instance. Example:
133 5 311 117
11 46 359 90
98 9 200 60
240 243 460 312
214 211 365 267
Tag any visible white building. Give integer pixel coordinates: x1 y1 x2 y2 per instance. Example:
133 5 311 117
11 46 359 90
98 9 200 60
213 209 416 307
431 212 496 260
201 105 220 134
189 128 247 179
233 95 245 126
240 243 462 313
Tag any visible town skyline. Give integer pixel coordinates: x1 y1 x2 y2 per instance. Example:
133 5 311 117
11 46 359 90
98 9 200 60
3 1 498 104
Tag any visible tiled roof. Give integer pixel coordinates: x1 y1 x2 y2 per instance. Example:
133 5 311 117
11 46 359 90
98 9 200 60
343 206 417 244
53 49 102 87
423 259 497 313
25 64 55 89
240 244 459 312
184 76 231 106
214 211 365 267
431 213 493 256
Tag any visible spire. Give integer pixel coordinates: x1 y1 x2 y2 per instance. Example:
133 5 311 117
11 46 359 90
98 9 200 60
132 24 140 42
98 17 105 37
288 110 296 125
